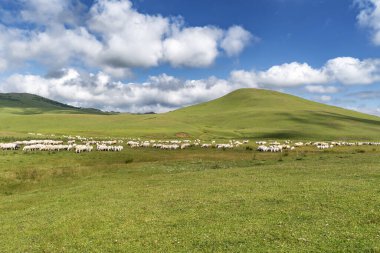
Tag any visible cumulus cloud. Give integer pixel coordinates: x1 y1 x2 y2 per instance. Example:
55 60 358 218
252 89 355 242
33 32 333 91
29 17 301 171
257 62 329 87
229 70 259 88
221 26 254 56
0 24 103 70
220 26 253 56
324 57 380 84
355 0 380 45
230 57 380 88
88 0 169 68
2 56 380 113
0 0 254 75
0 69 234 113
19 0 84 26
229 65 330 89
163 26 223 67
230 62 329 87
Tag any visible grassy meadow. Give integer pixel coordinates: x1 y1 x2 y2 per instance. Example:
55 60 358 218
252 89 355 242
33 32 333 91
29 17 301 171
1 88 380 252
1 146 380 252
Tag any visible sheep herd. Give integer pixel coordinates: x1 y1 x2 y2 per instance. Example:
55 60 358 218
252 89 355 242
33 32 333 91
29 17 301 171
0 139 123 153
1 135 380 155
255 140 380 152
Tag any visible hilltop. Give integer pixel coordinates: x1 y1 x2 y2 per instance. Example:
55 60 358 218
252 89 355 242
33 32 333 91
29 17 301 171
167 88 380 139
1 88 380 140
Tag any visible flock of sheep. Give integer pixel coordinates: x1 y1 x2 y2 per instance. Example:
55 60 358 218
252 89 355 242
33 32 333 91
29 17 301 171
1 135 380 154
125 139 249 150
0 139 123 153
256 140 380 152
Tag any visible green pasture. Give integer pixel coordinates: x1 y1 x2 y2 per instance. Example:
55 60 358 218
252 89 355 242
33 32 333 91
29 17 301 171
1 146 380 252
1 88 380 252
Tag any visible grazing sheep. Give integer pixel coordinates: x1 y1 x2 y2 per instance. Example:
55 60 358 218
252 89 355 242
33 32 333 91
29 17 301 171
0 143 19 150
257 145 269 152
75 145 93 153
257 145 282 152
256 141 267 145
181 143 191 149
161 144 179 150
216 144 233 149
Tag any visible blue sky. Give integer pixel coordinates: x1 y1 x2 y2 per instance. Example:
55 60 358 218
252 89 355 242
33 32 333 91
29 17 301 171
0 0 380 114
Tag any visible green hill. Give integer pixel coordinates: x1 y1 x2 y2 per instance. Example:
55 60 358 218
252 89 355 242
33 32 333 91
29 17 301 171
0 93 106 114
167 88 380 139
1 88 380 140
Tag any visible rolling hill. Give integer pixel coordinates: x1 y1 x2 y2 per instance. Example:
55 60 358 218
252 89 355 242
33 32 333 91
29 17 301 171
0 93 106 114
167 88 380 139
1 88 380 140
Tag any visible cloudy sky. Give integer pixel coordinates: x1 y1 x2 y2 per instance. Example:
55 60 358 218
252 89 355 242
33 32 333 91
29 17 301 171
1 0 380 114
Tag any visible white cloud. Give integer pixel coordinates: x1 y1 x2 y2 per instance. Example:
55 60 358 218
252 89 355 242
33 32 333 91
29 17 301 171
163 26 223 67
102 66 132 79
88 0 169 68
229 70 259 88
324 57 380 85
2 56 380 113
0 24 103 70
230 57 380 88
0 0 254 74
19 0 83 26
230 62 329 87
256 62 329 87
0 69 233 113
221 26 253 56
355 0 380 45
305 85 338 93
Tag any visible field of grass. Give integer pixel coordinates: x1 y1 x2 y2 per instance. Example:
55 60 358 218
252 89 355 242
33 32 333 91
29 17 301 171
1 89 380 140
1 146 380 252
1 88 380 252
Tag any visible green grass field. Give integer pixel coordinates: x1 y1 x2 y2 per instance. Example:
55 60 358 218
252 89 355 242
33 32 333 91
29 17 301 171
1 146 380 252
1 89 380 140
1 88 380 252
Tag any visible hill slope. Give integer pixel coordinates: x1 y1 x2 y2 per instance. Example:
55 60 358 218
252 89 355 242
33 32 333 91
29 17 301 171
166 88 380 139
0 93 105 114
0 88 380 140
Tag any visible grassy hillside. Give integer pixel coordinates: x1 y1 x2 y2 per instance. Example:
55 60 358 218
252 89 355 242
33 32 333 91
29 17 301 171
168 88 380 139
0 93 106 114
1 89 380 140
